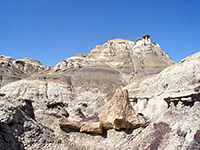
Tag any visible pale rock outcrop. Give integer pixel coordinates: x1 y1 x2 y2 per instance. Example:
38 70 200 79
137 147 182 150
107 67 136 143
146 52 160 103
129 52 200 98
0 97 68 150
53 54 88 71
0 66 125 122
2 35 191 150
100 89 145 130
121 52 200 150
13 57 50 74
53 34 175 83
0 55 27 85
0 55 50 86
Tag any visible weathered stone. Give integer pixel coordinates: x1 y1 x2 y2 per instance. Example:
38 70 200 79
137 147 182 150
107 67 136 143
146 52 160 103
0 55 27 85
100 89 145 130
0 55 50 86
58 106 69 118
142 33 150 39
80 122 103 134
59 117 82 131
146 122 171 150
0 93 5 97
181 97 193 102
0 97 65 150
4 35 200 150
194 130 200 144
53 35 174 83
80 112 99 123
45 99 67 107
16 98 35 119
186 130 200 150
177 129 187 137
13 58 49 74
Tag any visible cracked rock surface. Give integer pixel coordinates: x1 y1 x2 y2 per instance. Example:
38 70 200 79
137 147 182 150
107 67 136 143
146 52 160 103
0 35 200 149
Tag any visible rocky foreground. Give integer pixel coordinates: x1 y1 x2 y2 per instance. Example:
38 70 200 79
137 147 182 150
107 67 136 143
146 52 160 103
0 34 200 150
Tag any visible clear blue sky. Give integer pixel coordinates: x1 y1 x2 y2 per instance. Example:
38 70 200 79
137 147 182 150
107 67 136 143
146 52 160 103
0 0 200 66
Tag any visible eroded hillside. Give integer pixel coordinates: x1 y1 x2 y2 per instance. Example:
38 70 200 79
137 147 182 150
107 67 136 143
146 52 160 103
0 34 199 150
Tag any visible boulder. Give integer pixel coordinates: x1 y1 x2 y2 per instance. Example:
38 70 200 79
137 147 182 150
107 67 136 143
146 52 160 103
100 89 145 130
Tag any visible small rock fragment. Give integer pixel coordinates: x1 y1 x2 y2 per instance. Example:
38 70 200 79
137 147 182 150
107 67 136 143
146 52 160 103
80 122 103 134
58 106 69 118
194 130 200 144
59 117 81 131
0 93 6 97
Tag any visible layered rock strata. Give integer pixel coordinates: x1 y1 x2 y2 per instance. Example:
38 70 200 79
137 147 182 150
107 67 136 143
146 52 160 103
2 34 196 150
0 55 49 86
53 34 175 83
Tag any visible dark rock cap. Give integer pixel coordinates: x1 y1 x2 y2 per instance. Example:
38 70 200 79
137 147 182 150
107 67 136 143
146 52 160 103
142 33 150 39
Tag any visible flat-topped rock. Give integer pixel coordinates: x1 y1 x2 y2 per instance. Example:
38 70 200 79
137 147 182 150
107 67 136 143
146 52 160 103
142 33 150 39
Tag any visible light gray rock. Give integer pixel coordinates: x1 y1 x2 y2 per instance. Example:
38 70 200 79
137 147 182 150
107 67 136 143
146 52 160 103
53 34 175 83
0 55 50 86
127 52 200 98
0 97 69 150
2 35 199 150
122 51 200 150
12 57 50 74
0 55 27 86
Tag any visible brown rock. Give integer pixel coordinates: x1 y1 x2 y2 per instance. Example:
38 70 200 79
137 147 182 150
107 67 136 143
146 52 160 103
80 122 103 134
0 93 6 97
58 106 69 118
45 99 66 107
100 89 145 130
142 33 150 39
59 117 81 131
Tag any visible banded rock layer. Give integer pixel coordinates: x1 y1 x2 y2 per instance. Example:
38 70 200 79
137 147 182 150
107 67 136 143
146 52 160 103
2 34 199 150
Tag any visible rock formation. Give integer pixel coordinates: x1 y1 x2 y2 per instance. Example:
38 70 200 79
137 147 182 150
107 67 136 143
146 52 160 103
12 57 50 74
59 117 82 131
59 89 145 134
0 55 49 86
1 34 200 149
53 34 175 83
121 52 200 150
100 89 145 130
80 122 103 134
0 55 27 86
0 97 67 150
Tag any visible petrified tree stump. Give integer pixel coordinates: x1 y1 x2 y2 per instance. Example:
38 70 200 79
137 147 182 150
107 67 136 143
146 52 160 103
59 117 81 131
59 89 146 134
80 122 103 134
100 89 145 130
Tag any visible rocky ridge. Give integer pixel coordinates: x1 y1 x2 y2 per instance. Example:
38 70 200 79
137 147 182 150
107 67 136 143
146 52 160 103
0 34 200 149
53 34 174 83
0 55 49 86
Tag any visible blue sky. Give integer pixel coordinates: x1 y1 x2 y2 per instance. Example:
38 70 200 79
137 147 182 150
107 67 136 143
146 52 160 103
0 0 200 66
